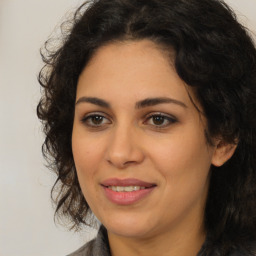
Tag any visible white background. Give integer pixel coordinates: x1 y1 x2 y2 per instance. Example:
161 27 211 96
0 1 255 256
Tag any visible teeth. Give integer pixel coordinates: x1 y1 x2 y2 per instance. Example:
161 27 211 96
108 186 146 192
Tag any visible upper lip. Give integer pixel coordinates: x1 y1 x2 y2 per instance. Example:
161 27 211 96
101 178 156 188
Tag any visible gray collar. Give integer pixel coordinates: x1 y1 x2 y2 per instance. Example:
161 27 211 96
67 226 110 256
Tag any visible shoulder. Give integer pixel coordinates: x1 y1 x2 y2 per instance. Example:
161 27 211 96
67 239 95 256
228 245 256 256
220 243 256 256
229 240 256 256
198 237 256 256
66 226 110 256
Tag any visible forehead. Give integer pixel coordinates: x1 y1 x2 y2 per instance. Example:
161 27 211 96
76 40 196 109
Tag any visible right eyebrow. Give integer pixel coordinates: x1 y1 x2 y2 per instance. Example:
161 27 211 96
75 97 111 108
135 97 187 109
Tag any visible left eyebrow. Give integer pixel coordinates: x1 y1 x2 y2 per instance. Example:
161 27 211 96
135 97 187 109
75 97 111 108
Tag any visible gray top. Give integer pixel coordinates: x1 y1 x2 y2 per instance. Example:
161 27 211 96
67 226 110 256
67 226 255 256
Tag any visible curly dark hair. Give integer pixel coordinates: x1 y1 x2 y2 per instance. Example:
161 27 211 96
37 0 256 253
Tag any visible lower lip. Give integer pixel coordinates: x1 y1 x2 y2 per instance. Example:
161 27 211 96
102 186 155 205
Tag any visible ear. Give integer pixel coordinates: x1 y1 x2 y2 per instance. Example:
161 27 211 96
211 140 238 167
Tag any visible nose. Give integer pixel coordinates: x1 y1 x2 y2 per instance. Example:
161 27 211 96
105 125 145 169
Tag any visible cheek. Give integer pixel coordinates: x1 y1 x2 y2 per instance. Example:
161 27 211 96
72 128 105 168
72 134 105 210
148 128 213 190
72 131 105 190
150 136 212 218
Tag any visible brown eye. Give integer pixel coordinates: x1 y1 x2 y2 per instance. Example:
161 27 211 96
144 113 177 128
81 114 111 127
91 115 104 125
152 116 166 126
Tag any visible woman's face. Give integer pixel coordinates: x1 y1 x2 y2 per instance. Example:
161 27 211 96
72 40 217 239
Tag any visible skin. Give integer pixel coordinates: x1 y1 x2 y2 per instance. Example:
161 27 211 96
72 40 233 256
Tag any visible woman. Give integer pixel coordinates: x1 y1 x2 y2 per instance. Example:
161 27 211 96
37 0 256 255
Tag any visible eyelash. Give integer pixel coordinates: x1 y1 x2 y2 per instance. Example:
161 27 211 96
144 113 177 128
81 112 111 128
80 112 177 130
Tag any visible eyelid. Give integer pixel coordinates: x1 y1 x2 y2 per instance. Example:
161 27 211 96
143 112 177 128
79 111 177 130
80 111 112 126
80 111 110 119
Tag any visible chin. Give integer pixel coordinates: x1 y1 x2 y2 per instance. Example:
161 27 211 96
107 225 151 238
102 214 155 238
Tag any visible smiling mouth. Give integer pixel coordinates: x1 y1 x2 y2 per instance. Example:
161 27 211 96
107 186 146 192
101 178 156 205
101 178 156 188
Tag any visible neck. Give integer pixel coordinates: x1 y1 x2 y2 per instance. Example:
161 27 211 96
107 221 206 256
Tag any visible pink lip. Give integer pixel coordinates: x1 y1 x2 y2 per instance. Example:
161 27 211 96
101 178 156 205
101 178 155 187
